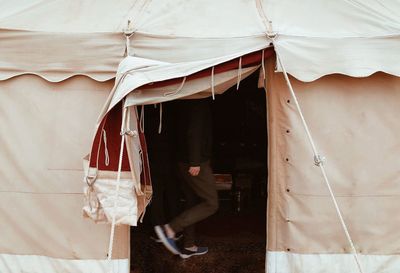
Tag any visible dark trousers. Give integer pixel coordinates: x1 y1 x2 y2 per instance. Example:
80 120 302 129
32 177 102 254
170 161 218 247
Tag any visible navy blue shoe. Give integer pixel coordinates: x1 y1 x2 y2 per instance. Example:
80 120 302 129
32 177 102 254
154 226 181 255
179 246 208 259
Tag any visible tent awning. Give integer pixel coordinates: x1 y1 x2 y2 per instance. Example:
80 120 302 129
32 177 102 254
0 0 399 82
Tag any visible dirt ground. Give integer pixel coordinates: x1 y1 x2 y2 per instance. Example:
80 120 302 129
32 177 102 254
130 199 266 273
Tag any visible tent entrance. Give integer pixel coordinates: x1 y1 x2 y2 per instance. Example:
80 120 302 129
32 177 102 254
130 69 267 272
212 69 267 213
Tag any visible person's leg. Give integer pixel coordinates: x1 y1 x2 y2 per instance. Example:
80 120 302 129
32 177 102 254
149 169 166 226
177 168 198 248
168 161 218 236
164 169 181 221
154 164 195 255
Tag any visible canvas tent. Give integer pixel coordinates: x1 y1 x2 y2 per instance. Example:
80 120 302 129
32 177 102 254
1 1 400 273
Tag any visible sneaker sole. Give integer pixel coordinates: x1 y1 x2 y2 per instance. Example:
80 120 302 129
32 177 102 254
179 251 208 259
154 226 180 255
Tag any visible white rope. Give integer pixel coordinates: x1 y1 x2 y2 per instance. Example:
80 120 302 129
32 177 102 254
107 107 128 273
236 57 242 90
211 66 215 100
102 129 110 166
275 49 365 273
163 77 186 97
261 49 266 81
255 0 273 34
158 103 163 134
125 107 143 196
95 126 104 169
139 105 145 133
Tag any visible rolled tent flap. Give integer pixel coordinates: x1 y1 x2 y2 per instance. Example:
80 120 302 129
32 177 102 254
84 48 273 226
103 48 274 115
125 65 260 105
84 101 152 226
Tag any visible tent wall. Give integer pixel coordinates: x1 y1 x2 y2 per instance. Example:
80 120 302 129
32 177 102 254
266 58 400 272
0 75 129 273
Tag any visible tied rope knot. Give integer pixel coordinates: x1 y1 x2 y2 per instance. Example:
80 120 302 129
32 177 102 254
314 154 326 167
265 20 277 42
85 174 97 187
266 31 278 41
120 129 138 137
84 174 100 213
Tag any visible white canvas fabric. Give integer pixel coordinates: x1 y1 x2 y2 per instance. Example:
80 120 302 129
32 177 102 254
266 57 400 271
83 162 139 226
83 105 144 226
125 66 260 106
266 251 400 273
97 54 265 121
0 254 128 273
0 75 129 272
0 0 399 81
1 1 400 272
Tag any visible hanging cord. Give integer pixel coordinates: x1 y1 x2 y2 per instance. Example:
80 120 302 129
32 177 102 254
255 0 272 35
236 57 242 90
211 66 215 100
107 106 128 273
274 46 364 273
164 77 186 97
139 142 147 224
102 129 110 166
261 49 266 81
139 105 145 133
84 121 107 217
125 107 143 196
158 103 163 134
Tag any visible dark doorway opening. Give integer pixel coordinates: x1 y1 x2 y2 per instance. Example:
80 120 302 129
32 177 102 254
131 70 267 273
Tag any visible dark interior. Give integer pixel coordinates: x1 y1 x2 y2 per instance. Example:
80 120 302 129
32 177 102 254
131 69 267 273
